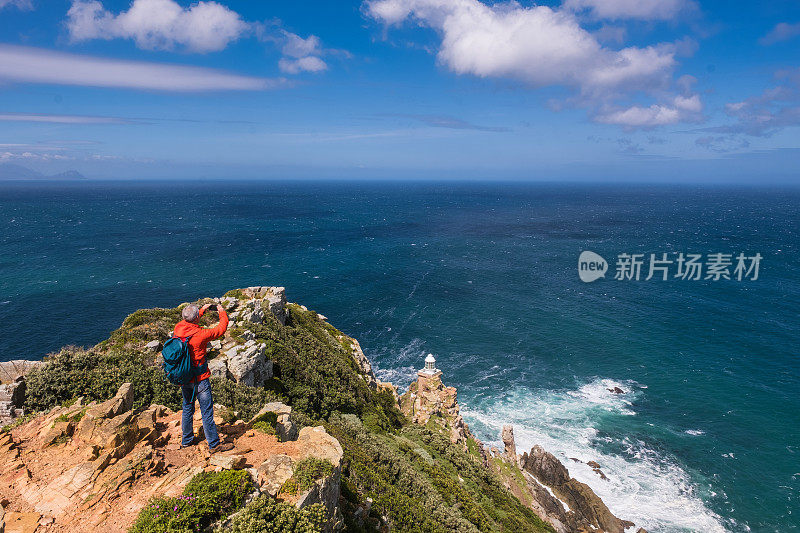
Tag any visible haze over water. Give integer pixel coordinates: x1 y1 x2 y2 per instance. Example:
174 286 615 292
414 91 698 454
1 180 798 532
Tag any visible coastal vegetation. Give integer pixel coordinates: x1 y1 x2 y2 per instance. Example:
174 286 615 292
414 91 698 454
19 292 553 532
130 470 253 533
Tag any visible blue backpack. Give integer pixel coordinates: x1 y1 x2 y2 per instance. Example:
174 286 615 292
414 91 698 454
162 335 208 387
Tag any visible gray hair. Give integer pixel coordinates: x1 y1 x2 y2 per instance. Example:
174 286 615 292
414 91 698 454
182 304 200 323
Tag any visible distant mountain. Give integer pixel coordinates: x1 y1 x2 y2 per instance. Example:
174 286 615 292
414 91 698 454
49 170 86 180
0 163 86 180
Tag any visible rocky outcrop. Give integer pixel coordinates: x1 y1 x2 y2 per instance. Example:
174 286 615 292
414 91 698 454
250 401 297 442
294 426 344 531
501 424 518 466
240 286 288 325
220 341 272 387
400 370 471 445
0 360 41 425
0 384 344 532
520 445 631 533
342 337 379 390
190 288 291 387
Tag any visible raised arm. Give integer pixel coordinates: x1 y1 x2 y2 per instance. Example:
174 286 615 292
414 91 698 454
198 305 229 342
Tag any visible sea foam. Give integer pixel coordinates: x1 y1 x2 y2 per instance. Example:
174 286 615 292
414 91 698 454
460 378 733 533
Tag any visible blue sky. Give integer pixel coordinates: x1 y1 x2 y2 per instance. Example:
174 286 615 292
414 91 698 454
0 0 798 180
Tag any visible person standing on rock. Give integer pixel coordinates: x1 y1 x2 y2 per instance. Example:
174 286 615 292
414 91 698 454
173 302 234 453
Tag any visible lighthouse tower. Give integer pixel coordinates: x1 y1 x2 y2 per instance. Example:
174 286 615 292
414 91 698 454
418 353 441 379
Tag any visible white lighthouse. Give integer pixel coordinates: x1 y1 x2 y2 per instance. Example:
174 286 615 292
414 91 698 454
419 353 441 378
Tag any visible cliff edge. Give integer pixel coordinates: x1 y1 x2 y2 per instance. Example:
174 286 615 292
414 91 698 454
0 286 639 533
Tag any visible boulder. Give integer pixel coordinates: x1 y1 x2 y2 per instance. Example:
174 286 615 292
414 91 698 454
250 402 296 441
242 286 287 325
225 342 272 387
296 426 343 467
84 383 133 421
257 454 294 496
209 454 246 471
0 360 41 424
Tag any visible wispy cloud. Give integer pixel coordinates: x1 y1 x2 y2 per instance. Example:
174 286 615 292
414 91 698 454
388 114 510 132
365 0 701 128
564 0 697 21
705 68 800 136
695 135 750 153
0 112 133 124
0 0 32 10
759 22 800 46
0 45 281 91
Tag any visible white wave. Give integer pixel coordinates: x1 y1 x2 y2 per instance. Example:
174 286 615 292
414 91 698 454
685 429 705 436
374 365 417 389
460 378 732 533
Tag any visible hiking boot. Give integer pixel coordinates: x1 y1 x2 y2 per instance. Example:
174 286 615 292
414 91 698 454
180 436 200 449
209 442 234 453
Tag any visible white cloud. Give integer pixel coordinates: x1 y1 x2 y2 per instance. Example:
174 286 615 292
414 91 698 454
563 0 696 21
66 0 338 74
596 94 702 127
66 0 247 53
366 0 700 126
0 0 32 10
279 56 328 74
67 0 249 53
277 32 328 74
759 22 800 46
0 45 280 91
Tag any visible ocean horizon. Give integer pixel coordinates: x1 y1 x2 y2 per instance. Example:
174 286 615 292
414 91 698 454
2 179 798 532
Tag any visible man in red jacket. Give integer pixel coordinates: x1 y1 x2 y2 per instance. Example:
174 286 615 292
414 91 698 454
173 302 234 452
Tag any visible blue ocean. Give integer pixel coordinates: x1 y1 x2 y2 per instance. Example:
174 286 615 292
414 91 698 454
1 180 797 532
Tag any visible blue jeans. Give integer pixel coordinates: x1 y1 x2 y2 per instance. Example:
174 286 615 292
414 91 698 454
181 378 220 449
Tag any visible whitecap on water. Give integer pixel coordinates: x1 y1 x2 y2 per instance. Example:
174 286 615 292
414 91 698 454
460 378 732 533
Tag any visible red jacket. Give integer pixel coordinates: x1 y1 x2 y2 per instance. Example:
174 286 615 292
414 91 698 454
173 307 228 383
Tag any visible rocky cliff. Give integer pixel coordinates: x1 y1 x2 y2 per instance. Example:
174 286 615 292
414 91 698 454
0 286 639 533
0 387 342 533
400 368 642 533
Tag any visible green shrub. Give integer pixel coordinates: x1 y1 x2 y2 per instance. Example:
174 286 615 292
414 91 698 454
129 470 253 533
280 457 334 495
327 416 554 533
251 411 278 435
24 346 180 413
219 495 325 533
210 378 281 421
223 289 247 300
